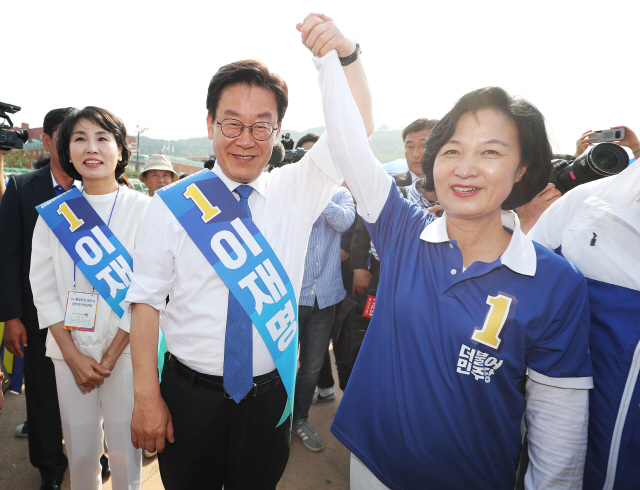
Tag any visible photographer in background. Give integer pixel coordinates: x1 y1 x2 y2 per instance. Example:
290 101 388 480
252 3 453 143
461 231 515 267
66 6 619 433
0 149 7 201
0 108 76 490
519 127 638 233
527 126 640 490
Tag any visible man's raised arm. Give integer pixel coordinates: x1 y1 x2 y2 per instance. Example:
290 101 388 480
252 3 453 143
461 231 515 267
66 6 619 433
299 14 391 223
297 13 374 136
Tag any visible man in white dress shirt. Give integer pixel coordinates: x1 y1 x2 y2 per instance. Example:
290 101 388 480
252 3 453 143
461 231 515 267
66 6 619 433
126 14 373 489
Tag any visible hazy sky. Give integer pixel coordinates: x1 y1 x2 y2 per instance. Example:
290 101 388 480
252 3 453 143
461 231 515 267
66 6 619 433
3 0 638 159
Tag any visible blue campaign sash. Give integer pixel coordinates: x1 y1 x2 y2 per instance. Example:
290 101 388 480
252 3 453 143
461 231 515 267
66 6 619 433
157 170 298 426
36 187 133 318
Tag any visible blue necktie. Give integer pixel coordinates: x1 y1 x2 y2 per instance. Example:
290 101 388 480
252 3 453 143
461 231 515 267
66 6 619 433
54 185 66 196
223 185 254 402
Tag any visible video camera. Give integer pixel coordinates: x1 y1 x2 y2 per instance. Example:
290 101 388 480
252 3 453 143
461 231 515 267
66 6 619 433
0 102 29 151
550 143 628 194
280 133 308 165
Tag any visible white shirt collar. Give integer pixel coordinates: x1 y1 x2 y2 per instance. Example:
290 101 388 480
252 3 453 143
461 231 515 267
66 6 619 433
419 210 537 277
212 165 266 198
51 171 82 190
409 170 421 183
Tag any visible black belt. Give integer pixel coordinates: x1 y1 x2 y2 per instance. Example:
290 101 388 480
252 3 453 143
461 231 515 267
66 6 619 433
167 353 281 399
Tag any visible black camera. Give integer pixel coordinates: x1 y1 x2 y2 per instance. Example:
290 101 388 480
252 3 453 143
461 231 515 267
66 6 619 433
0 102 29 151
280 133 307 164
550 143 628 194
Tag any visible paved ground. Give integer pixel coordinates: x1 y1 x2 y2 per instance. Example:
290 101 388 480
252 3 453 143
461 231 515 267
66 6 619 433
0 349 350 489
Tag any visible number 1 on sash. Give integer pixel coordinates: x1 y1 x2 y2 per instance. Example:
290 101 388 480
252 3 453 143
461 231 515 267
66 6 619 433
57 202 85 232
183 183 221 223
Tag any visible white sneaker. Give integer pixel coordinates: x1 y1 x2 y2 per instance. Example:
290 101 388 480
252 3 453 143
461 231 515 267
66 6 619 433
312 387 336 404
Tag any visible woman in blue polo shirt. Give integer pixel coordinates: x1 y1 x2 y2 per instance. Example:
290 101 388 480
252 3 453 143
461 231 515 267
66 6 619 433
306 45 593 490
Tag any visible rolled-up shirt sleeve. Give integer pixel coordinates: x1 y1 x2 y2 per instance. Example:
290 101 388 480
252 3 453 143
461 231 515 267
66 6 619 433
30 216 65 329
124 195 181 313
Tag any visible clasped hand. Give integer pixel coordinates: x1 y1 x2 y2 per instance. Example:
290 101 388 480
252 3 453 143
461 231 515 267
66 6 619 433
65 350 111 393
297 13 356 59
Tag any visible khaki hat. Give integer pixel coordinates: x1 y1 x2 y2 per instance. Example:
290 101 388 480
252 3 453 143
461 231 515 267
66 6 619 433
139 154 179 182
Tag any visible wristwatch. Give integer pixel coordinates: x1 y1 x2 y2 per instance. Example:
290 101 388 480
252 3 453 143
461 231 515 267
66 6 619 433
339 42 361 66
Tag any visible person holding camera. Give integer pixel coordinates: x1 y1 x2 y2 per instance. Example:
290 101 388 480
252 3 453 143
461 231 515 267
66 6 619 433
528 126 640 490
30 106 149 490
301 17 592 487
0 149 7 201
0 108 77 490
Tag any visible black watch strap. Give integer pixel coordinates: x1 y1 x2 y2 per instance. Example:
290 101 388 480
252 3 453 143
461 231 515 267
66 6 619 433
339 42 361 66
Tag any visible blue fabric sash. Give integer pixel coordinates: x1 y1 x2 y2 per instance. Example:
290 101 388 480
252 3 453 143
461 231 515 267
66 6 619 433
36 187 133 318
156 170 297 426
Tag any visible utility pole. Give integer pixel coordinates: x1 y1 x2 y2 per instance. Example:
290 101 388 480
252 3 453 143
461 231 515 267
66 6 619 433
136 125 148 170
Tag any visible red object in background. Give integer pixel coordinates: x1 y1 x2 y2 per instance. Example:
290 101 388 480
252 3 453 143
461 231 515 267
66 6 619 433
363 295 376 318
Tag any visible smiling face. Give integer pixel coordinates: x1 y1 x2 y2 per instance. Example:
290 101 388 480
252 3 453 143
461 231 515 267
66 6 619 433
69 118 121 185
207 83 281 183
433 108 527 222
142 170 174 196
404 129 431 178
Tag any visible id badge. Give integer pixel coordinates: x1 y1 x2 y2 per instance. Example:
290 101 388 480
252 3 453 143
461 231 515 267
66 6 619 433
63 291 98 332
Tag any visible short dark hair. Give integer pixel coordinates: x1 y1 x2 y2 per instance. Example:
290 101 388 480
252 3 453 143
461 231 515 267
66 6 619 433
296 133 320 148
204 158 216 170
422 87 552 210
402 118 439 142
57 106 131 181
43 107 75 137
33 154 51 170
206 60 288 124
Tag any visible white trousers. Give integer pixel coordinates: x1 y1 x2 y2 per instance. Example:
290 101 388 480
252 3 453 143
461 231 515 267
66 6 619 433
350 453 392 490
53 354 141 490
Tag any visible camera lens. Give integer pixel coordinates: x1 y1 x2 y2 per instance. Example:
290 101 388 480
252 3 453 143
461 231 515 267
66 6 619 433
615 131 621 139
594 150 618 170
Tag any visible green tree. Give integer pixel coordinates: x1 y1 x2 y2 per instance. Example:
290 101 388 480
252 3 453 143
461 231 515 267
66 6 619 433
4 149 29 168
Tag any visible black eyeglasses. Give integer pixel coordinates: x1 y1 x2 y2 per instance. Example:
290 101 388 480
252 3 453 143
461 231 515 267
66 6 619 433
216 118 276 141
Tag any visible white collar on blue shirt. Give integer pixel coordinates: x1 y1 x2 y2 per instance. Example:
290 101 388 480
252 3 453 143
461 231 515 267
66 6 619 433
211 164 266 198
419 210 537 277
50 171 82 190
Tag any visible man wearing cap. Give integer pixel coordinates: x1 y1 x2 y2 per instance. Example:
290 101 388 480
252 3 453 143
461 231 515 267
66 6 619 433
139 154 179 197
126 13 373 490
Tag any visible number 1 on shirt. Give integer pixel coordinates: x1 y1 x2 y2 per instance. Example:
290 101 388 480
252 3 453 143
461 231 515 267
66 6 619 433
471 294 515 350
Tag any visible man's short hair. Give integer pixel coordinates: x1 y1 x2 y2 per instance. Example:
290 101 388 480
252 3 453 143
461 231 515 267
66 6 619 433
43 107 75 137
296 133 320 148
33 154 51 170
402 118 439 142
422 86 552 210
206 60 288 123
57 106 131 181
204 158 216 170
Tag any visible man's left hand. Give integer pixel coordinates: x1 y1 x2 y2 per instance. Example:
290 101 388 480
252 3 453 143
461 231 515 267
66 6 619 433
296 13 356 58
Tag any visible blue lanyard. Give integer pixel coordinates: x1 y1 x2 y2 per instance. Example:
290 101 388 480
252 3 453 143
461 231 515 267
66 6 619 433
72 186 120 291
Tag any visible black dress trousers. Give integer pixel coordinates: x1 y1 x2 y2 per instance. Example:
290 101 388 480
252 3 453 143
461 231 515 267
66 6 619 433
22 290 68 481
158 359 291 490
